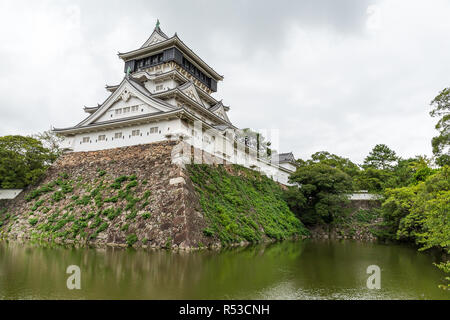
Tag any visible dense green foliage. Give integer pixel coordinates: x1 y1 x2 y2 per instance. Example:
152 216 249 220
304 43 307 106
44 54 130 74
429 88 450 166
285 163 353 225
379 167 449 252
187 164 308 245
356 154 435 193
0 135 58 189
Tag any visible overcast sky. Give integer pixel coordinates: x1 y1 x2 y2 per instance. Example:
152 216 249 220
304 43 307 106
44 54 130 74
0 0 449 164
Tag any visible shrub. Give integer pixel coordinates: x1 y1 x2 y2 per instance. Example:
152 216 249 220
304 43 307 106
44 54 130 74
76 195 91 206
52 191 64 202
126 209 137 220
110 182 121 190
141 190 151 200
60 172 69 179
29 218 38 226
94 194 103 208
165 237 172 249
104 195 118 203
126 234 138 246
104 208 121 221
98 170 106 177
61 183 73 194
202 228 215 237
31 200 45 212
142 213 151 220
97 222 108 233
126 180 138 190
115 176 128 184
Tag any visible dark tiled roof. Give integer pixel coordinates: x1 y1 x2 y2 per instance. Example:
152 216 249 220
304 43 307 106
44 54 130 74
278 152 295 163
120 34 223 81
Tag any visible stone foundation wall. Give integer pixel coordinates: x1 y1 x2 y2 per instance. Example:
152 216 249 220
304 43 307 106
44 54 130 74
308 200 382 241
0 141 217 249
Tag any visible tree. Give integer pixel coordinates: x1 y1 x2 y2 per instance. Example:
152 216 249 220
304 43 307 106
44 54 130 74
355 167 395 192
430 88 450 166
0 135 55 189
363 144 398 170
33 130 64 161
285 163 354 225
380 166 450 252
308 151 361 177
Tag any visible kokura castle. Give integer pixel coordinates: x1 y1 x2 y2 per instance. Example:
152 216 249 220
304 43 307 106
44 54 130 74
53 22 296 185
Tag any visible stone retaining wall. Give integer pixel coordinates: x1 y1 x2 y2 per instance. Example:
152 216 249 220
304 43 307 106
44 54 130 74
0 141 217 249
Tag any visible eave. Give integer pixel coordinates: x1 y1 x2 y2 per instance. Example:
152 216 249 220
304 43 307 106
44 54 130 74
83 105 100 114
76 76 176 128
52 107 231 136
53 109 184 135
132 69 221 106
105 85 119 93
118 36 224 81
152 88 235 129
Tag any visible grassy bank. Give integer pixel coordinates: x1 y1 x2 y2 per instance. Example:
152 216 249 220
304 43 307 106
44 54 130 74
187 164 309 245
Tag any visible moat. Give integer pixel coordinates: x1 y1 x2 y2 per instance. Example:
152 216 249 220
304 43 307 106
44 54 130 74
0 240 448 300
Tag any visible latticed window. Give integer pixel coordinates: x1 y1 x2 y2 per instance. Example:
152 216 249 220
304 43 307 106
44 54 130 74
98 135 106 141
114 132 122 139
82 137 90 143
132 130 140 136
150 127 158 134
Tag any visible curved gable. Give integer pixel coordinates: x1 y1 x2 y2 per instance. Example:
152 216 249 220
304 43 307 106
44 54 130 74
78 78 175 127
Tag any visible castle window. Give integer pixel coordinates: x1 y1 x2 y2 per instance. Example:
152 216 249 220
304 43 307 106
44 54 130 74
114 132 122 139
98 135 106 141
155 84 163 91
82 137 90 143
123 107 130 113
150 127 158 134
132 130 140 137
115 109 122 115
131 105 139 112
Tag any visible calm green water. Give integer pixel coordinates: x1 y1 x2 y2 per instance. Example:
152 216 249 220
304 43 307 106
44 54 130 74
0 240 448 300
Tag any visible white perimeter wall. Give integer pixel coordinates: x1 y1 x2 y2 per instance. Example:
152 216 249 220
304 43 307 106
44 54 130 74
63 119 181 152
0 189 22 200
62 119 294 185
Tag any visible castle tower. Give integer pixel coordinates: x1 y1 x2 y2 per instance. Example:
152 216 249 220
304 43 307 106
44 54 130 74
53 21 294 185
54 21 233 152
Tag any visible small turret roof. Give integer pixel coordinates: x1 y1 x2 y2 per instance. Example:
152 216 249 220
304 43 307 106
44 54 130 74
278 152 296 164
